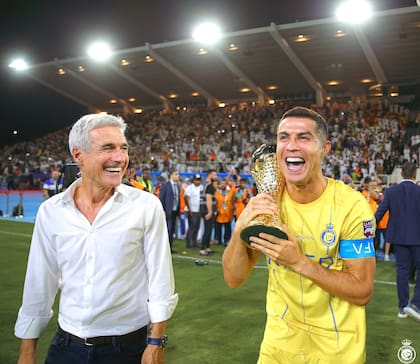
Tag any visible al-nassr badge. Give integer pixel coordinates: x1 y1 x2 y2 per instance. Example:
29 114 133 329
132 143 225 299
321 223 336 248
397 339 416 364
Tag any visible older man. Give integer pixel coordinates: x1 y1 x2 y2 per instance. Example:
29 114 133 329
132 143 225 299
15 114 178 364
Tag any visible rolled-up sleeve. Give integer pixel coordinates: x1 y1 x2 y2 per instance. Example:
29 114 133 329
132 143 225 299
15 205 59 338
144 199 178 322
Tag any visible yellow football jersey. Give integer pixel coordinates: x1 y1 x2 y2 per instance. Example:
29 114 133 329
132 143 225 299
260 178 375 364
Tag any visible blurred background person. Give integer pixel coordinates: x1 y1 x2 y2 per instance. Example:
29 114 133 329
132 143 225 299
160 169 181 253
375 161 420 321
234 177 251 220
184 174 203 249
42 167 63 199
137 166 154 193
215 176 235 246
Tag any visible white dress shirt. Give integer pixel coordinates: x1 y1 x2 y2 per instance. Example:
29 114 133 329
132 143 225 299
15 179 178 339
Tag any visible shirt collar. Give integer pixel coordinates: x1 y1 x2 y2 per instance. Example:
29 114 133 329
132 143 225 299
400 179 415 184
57 179 128 205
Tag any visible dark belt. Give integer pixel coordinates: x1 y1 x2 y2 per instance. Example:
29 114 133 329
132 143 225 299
57 325 148 346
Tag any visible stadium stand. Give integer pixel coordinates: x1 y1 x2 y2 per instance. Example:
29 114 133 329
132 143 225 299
0 100 419 192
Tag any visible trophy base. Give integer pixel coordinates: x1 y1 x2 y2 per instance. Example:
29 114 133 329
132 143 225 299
240 225 288 245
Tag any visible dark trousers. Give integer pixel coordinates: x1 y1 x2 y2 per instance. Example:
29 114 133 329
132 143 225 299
166 210 179 248
186 212 201 248
201 214 215 250
45 328 147 364
393 244 420 308
215 221 232 246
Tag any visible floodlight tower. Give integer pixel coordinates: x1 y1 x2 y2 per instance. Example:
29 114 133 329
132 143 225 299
192 21 270 107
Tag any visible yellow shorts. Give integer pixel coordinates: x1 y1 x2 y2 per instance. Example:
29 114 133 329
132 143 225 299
257 315 365 364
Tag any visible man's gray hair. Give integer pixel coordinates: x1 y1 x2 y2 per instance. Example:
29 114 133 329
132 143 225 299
68 114 127 152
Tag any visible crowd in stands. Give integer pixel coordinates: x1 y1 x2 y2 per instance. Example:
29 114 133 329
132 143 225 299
1 98 419 191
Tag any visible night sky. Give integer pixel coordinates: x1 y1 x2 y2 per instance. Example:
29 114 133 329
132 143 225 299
0 0 416 147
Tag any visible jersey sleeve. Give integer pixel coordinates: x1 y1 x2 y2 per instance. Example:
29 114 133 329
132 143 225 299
339 192 376 259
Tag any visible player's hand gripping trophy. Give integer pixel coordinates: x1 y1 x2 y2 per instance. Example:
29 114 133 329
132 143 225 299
240 144 288 245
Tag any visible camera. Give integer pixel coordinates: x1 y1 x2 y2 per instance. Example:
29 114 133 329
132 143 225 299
60 163 81 189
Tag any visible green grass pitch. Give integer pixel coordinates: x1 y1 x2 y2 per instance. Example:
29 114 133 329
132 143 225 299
0 220 418 363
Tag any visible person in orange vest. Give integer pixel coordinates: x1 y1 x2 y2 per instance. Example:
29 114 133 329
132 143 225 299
234 177 251 220
377 210 390 260
360 176 379 214
137 167 153 193
122 167 145 191
153 175 166 199
215 177 235 246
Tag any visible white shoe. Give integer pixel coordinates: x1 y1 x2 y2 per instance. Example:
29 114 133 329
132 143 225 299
404 304 420 322
384 254 390 261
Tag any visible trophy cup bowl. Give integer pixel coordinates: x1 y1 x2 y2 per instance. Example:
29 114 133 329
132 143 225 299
240 144 288 245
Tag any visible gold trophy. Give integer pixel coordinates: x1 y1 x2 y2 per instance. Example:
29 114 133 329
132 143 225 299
240 144 288 245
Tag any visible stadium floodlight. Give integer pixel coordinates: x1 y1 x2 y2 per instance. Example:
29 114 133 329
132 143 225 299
87 41 112 62
192 22 222 45
8 58 29 71
336 0 372 23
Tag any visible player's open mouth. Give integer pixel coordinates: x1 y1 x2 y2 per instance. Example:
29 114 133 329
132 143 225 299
104 167 122 173
285 157 305 172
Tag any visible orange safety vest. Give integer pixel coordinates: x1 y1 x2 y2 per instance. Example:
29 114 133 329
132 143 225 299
235 187 251 218
130 179 146 190
180 188 186 213
215 183 235 223
361 190 377 214
154 183 162 199
377 210 389 230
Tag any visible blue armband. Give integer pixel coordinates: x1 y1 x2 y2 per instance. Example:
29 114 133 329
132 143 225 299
339 238 375 259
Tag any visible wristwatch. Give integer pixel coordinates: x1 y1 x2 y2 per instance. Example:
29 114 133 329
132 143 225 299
147 335 168 348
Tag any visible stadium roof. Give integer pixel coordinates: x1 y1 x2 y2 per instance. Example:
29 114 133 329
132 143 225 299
19 6 420 113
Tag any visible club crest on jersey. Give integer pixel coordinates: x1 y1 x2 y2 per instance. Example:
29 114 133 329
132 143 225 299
321 223 337 247
363 220 374 238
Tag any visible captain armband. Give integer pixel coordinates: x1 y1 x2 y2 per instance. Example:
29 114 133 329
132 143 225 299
339 238 375 259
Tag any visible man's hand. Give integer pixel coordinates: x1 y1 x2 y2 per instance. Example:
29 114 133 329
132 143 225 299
249 225 305 272
249 226 375 306
204 210 213 220
141 345 164 364
234 193 278 233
